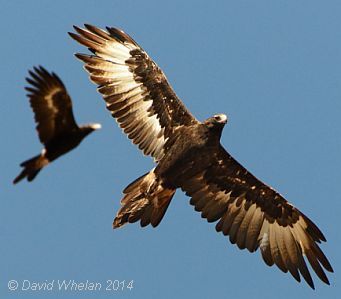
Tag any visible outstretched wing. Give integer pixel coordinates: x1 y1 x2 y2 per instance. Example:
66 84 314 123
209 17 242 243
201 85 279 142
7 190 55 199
69 24 198 162
173 145 333 289
26 66 78 145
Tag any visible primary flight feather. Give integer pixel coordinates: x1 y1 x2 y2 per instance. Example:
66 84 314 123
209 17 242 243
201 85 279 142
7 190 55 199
69 24 333 289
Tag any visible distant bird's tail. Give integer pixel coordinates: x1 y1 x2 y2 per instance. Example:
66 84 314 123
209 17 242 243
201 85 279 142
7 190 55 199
13 154 48 184
113 169 176 228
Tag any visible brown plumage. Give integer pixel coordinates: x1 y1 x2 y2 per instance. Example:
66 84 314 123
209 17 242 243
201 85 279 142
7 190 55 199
70 24 333 289
14 66 101 184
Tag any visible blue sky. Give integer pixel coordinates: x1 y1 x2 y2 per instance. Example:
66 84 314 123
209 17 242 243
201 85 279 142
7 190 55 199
1 1 340 298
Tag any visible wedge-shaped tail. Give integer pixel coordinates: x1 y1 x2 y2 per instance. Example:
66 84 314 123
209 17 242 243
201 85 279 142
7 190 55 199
13 154 48 184
114 170 176 228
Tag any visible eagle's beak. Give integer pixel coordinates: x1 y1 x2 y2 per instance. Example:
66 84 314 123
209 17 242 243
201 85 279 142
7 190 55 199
90 123 102 130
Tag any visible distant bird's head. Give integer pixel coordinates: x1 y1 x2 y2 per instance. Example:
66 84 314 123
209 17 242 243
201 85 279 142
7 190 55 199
89 123 102 130
81 123 102 136
204 114 228 129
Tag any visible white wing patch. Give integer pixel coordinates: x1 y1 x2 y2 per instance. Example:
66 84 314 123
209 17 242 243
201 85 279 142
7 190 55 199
44 88 60 115
71 26 167 161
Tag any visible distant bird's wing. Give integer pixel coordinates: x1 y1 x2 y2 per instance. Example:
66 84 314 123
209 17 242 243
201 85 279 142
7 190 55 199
26 66 78 145
175 145 333 289
69 24 198 162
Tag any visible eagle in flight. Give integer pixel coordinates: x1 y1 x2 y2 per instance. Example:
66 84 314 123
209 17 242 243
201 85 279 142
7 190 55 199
70 25 333 289
14 66 101 184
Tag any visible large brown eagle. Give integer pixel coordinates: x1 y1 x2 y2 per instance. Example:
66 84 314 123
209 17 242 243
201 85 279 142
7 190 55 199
14 66 101 184
69 25 333 289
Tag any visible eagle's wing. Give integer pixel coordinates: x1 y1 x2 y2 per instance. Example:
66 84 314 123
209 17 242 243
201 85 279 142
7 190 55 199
26 66 78 145
175 145 333 289
69 24 198 162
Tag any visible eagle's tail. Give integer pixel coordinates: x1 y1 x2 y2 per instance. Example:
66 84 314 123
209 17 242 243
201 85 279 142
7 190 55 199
113 169 176 228
13 154 48 184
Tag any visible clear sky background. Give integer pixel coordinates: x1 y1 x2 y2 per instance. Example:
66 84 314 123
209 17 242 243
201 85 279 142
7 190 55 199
1 1 340 298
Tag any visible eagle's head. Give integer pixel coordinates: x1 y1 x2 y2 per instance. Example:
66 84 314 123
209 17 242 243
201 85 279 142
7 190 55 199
89 123 102 130
81 123 102 136
204 113 228 129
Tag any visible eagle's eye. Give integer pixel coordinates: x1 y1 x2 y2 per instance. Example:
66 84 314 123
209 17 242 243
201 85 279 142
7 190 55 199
212 114 227 124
